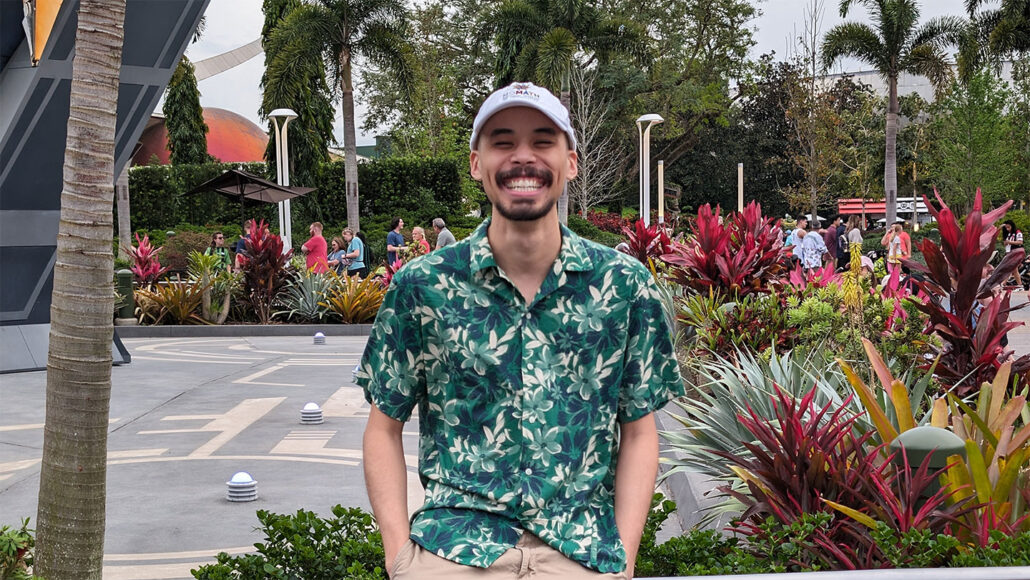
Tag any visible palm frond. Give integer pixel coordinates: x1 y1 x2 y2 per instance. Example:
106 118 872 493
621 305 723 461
583 19 651 67
909 15 967 51
821 22 888 72
535 27 577 91
356 21 416 97
904 44 955 98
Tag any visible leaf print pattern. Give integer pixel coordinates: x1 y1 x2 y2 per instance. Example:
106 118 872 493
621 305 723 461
357 219 684 574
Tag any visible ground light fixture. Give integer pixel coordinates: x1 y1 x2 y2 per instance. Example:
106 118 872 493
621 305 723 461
226 471 257 502
269 108 298 252
636 114 664 227
301 402 324 425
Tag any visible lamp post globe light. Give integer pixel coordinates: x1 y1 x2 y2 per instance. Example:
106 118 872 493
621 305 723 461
636 114 664 227
269 108 298 251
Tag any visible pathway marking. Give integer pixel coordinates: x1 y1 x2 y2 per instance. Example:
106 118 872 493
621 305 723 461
270 430 362 459
137 398 285 458
231 365 303 387
104 546 253 562
0 417 121 432
321 386 368 418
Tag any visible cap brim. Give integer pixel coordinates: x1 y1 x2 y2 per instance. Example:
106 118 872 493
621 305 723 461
471 101 576 150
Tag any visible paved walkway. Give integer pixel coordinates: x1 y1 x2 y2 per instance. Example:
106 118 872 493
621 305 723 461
1 294 1029 579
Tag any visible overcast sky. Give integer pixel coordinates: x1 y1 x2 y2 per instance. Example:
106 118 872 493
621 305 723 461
185 0 969 146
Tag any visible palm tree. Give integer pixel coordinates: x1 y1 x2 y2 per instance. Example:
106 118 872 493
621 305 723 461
34 0 126 577
822 0 963 226
266 0 414 233
485 0 649 223
966 0 1030 55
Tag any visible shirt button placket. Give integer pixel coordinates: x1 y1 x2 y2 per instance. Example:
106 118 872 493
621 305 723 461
519 307 533 493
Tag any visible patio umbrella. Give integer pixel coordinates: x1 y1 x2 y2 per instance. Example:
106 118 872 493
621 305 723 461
184 169 315 224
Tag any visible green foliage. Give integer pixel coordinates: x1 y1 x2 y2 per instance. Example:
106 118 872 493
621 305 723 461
191 506 386 579
135 278 210 325
187 251 238 324
321 272 387 323
277 269 334 322
0 519 39 580
259 0 335 187
951 531 1030 567
239 221 294 324
160 231 211 274
927 67 1019 210
870 522 961 568
566 214 622 247
163 56 210 165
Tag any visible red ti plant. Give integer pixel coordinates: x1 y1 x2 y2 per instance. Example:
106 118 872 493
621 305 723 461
236 220 293 324
787 261 840 290
902 189 1029 395
715 384 972 570
620 219 672 266
664 201 787 299
124 232 168 285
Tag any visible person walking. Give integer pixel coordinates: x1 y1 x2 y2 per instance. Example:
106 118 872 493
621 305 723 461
433 217 456 250
301 221 329 274
342 227 367 278
1002 220 1024 288
204 231 232 272
387 217 406 265
358 82 684 580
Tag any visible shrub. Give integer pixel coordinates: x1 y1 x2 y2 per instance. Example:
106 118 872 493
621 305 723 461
191 506 386 579
679 292 794 359
567 214 622 247
160 230 210 275
238 220 293 324
904 190 1029 395
321 272 386 323
124 232 168 285
134 277 209 325
584 209 634 235
0 518 37 580
664 201 787 300
277 270 334 323
187 251 237 325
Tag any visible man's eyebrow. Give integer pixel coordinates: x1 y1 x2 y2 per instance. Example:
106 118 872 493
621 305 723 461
488 128 514 138
533 127 558 136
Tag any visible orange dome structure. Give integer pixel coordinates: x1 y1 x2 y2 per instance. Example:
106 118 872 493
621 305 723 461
132 107 268 166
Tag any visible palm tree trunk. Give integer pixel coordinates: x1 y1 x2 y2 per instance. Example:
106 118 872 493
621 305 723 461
557 82 571 226
884 75 899 227
35 0 125 577
340 49 360 233
116 165 131 257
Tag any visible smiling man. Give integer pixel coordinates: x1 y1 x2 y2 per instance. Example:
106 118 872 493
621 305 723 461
358 82 684 579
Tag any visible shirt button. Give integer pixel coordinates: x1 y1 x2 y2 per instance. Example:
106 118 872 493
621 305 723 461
524 468 533 476
527 363 535 371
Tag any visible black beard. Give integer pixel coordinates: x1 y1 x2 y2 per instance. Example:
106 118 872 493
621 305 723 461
493 167 556 222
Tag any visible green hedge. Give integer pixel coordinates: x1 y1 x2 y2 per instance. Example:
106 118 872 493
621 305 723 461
126 157 467 236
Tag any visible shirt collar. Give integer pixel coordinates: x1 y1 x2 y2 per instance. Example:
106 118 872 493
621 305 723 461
469 218 594 275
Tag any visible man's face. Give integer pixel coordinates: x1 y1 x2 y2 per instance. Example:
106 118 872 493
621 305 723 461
397 219 404 231
798 219 808 229
470 107 577 223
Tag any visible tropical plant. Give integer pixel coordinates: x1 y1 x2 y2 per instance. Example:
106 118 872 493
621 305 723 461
321 272 386 323
1 518 37 580
821 0 964 226
681 293 795 360
903 190 1029 395
664 202 787 300
264 0 414 232
134 277 210 325
717 385 971 570
260 0 335 187
124 232 168 285
187 251 235 324
237 220 293 324
277 269 334 322
35 0 126 576
965 0 1030 56
620 219 672 266
940 362 1030 541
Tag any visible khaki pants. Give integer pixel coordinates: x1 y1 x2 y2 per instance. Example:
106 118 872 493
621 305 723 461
391 533 627 579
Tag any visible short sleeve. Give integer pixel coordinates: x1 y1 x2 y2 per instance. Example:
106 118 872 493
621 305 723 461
356 274 426 421
617 273 685 423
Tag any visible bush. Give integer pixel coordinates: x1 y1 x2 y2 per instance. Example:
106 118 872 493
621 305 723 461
191 506 386 579
567 214 623 247
1 519 37 580
322 272 387 324
160 231 211 275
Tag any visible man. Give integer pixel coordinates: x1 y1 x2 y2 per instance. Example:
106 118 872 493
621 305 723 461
822 216 841 269
433 217 456 250
386 217 406 265
301 221 329 273
786 217 808 262
359 82 684 579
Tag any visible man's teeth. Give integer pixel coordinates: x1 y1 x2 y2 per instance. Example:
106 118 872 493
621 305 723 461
505 178 543 191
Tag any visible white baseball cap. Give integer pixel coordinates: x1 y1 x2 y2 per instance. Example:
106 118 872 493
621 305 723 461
470 82 577 151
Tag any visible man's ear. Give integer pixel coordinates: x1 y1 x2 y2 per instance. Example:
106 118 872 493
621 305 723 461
469 151 483 181
566 149 578 180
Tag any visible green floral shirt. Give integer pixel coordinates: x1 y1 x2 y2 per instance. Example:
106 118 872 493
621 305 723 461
357 219 684 573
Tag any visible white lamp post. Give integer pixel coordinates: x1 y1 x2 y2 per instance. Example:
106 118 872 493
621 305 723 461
636 114 664 227
269 108 298 252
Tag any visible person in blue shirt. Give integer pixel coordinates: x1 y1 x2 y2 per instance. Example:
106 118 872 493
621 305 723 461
386 217 406 265
343 228 366 278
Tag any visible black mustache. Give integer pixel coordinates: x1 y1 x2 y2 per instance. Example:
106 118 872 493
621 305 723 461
495 166 553 188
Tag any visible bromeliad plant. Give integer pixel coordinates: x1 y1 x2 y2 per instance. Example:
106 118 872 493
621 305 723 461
237 220 293 324
621 219 672 266
903 190 1029 395
124 232 168 285
664 201 787 300
322 272 387 324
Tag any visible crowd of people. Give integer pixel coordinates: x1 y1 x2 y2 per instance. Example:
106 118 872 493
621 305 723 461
784 214 909 280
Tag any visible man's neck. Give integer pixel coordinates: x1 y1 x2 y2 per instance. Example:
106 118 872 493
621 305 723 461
487 212 562 302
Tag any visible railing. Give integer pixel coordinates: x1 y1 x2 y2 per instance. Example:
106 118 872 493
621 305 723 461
640 568 1030 580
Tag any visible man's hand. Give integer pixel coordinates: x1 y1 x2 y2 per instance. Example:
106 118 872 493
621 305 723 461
363 406 410 576
614 413 659 579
